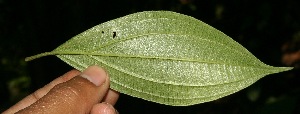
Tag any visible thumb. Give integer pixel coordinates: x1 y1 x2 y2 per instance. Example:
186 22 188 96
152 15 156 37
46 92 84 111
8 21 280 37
18 66 110 114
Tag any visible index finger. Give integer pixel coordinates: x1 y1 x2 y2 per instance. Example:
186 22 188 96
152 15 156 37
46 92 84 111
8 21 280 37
3 69 81 114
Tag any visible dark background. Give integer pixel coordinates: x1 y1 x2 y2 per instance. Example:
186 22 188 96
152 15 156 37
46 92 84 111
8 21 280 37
1 0 300 113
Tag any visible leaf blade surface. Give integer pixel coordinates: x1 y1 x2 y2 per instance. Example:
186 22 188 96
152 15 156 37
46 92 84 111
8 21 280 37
26 11 293 106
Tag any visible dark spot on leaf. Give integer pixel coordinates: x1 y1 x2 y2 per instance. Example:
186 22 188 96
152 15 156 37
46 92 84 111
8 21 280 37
101 31 104 34
113 32 116 38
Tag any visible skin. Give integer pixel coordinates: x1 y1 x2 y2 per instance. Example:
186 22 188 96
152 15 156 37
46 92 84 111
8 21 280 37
3 66 119 114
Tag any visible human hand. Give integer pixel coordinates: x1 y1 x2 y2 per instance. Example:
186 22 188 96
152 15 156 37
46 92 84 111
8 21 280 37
3 66 119 114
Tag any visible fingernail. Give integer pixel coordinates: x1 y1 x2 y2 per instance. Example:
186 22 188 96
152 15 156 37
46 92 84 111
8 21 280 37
102 102 118 114
80 66 107 86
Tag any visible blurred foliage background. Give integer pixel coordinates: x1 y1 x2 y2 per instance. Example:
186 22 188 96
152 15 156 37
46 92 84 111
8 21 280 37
1 0 300 113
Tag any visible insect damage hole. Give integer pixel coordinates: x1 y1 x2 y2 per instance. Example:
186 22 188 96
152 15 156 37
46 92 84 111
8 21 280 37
113 31 116 38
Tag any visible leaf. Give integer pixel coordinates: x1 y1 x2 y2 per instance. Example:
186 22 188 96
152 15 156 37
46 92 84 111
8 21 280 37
25 11 293 106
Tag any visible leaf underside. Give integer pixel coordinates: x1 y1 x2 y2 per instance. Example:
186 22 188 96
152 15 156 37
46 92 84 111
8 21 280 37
25 11 293 106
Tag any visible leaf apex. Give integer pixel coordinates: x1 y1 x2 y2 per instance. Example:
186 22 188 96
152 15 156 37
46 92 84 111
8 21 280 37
280 67 294 71
271 66 294 73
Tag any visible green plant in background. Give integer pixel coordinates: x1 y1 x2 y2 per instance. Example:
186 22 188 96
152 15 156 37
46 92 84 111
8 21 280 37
25 11 292 106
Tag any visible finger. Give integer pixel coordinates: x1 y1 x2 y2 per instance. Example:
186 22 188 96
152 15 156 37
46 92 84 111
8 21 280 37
103 89 120 105
17 66 110 114
91 102 118 114
3 69 81 114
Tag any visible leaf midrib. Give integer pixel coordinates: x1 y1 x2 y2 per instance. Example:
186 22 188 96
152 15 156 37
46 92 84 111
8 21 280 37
57 51 277 87
54 50 264 68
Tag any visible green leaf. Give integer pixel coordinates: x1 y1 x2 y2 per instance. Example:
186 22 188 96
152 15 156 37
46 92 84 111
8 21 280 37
25 11 293 106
